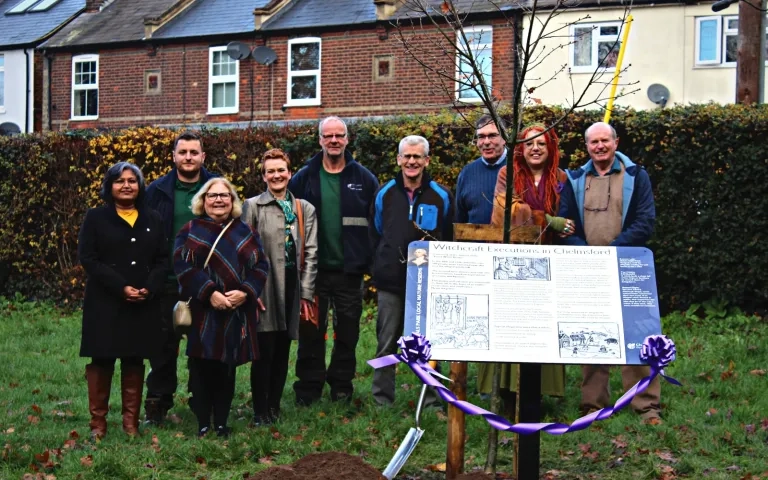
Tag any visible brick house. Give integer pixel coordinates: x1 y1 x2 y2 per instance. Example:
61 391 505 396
39 0 518 130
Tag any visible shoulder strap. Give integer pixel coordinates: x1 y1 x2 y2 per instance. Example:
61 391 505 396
295 198 305 271
204 219 234 268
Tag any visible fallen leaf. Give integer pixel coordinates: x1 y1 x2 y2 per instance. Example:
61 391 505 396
440 1 450 15
80 455 93 467
32 389 40 394
749 369 766 376
706 408 718 416
311 440 321 447
258 456 273 465
144 463 155 469
68 430 79 440
195 456 206 467
27 415 40 424
291 435 304 441
726 465 741 471
31 405 42 414
317 412 326 418
745 424 756 434
271 431 281 440
425 462 446 472
151 434 159 445
62 440 76 449
174 432 185 438
723 431 733 443
655 449 678 463
5 428 14 434
611 437 628 449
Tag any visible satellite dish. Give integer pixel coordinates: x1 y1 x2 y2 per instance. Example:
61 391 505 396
0 122 21 136
226 41 251 61
647 84 670 108
252 46 277 66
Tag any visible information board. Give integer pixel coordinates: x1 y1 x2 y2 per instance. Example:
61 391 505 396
403 241 662 365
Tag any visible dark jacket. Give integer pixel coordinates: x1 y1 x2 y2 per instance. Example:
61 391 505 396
78 205 167 358
370 172 454 294
558 152 655 246
145 167 219 242
174 217 269 366
288 150 379 275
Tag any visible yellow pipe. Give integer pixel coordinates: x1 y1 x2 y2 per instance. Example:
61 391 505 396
603 15 633 124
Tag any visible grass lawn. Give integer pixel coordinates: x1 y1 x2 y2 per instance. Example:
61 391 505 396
0 298 766 479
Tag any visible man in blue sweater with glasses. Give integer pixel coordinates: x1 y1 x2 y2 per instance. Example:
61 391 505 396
455 115 508 224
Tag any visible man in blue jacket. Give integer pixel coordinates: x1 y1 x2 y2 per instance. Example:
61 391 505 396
369 135 454 405
143 131 218 425
289 116 379 405
558 122 661 423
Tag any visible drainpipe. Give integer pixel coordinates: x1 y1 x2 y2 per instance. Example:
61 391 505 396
45 53 53 132
24 48 31 133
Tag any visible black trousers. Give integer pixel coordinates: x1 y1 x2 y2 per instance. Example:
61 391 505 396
250 266 296 418
187 358 236 429
293 270 363 403
91 357 143 369
145 284 181 411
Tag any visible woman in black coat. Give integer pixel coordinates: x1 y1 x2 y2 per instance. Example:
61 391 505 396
78 162 167 439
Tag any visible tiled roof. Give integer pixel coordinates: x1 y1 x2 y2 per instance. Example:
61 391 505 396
263 0 377 30
0 0 84 48
152 0 272 39
42 0 181 48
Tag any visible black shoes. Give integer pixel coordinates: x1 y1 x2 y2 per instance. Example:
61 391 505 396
215 425 231 438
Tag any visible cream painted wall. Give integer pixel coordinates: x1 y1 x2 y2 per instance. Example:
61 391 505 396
0 49 34 133
522 3 765 109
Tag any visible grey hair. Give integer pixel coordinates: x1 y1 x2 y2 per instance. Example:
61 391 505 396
398 135 430 156
585 122 617 141
100 161 145 204
191 177 243 218
318 116 348 137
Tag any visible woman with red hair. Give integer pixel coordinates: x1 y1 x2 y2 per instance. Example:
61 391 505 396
479 124 575 416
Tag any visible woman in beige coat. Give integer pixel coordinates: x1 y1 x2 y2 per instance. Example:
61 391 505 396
241 148 318 426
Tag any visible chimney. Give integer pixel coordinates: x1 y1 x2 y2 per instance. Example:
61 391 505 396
253 0 292 30
374 0 403 20
85 0 105 13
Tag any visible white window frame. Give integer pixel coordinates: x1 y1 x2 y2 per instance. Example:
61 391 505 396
71 54 99 120
207 46 239 115
569 21 622 73
286 37 321 107
455 25 493 103
0 53 5 112
695 15 768 67
695 16 724 66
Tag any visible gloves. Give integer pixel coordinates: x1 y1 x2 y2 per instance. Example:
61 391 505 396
544 214 567 232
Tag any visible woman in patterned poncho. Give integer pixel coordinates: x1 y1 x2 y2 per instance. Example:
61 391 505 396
174 177 269 438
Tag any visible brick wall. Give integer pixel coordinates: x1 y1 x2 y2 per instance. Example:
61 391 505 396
49 19 515 130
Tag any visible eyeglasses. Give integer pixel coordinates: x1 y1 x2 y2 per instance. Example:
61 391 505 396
476 133 501 141
584 176 611 212
400 153 425 160
321 133 347 140
206 192 231 201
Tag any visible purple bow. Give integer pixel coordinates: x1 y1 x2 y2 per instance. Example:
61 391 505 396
368 334 681 435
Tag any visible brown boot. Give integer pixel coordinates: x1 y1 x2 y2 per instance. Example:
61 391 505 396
121 363 145 436
85 363 113 440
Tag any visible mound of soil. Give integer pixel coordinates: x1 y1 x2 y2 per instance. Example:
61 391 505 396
246 452 386 480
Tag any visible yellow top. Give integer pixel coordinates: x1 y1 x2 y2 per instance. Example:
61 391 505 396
117 208 139 227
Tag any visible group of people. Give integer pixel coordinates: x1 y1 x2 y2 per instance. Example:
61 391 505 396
76 113 660 442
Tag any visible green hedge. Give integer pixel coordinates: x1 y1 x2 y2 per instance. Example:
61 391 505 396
0 105 765 313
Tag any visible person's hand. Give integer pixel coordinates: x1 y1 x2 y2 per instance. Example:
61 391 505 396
256 298 266 311
300 298 318 327
123 286 143 302
210 291 233 311
224 290 248 309
136 288 150 301
561 219 576 237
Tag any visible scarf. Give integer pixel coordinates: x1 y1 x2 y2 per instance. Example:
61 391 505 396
275 192 297 269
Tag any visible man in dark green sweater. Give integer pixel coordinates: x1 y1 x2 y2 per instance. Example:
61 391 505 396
144 131 218 425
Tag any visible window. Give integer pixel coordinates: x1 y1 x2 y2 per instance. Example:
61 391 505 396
287 37 321 106
570 22 622 72
71 55 98 119
456 26 493 102
695 16 768 66
5 0 62 14
0 54 4 110
208 46 239 114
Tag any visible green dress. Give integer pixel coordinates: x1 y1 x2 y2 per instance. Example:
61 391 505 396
476 363 565 396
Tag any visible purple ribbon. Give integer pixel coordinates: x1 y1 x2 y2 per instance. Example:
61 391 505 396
368 333 681 435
